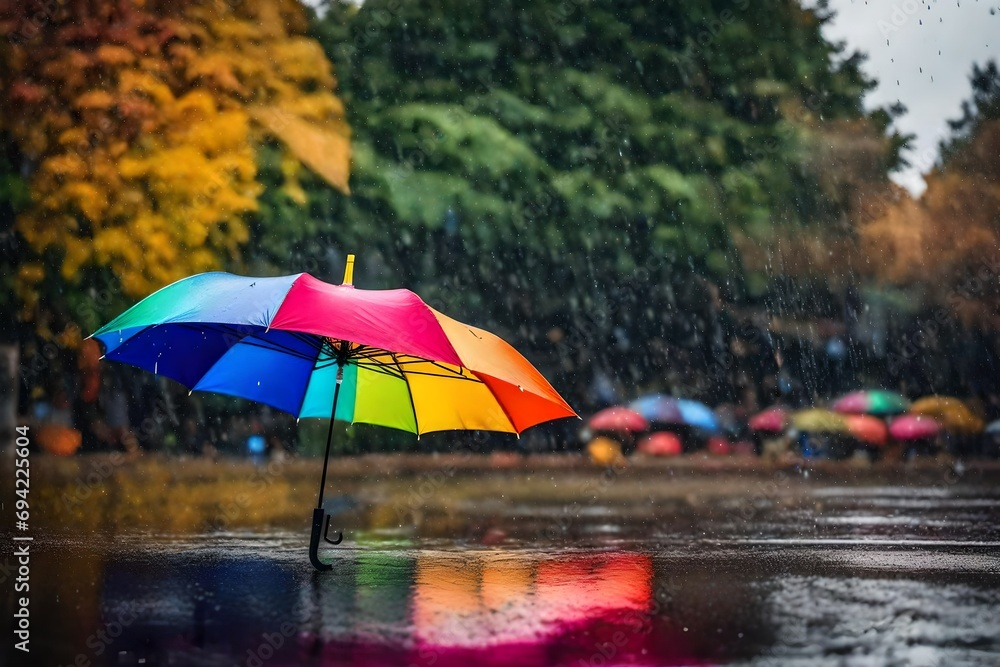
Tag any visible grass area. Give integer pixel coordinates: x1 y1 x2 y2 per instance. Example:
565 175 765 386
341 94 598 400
3 451 998 535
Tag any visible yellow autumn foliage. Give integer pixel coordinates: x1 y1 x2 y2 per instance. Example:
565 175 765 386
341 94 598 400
0 0 351 318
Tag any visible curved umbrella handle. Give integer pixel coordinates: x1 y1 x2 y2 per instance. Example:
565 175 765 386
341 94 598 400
324 514 344 545
309 508 333 571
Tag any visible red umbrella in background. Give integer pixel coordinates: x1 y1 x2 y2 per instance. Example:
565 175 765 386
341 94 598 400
637 432 683 457
586 406 649 434
845 414 889 446
889 414 941 440
749 407 788 433
707 436 732 455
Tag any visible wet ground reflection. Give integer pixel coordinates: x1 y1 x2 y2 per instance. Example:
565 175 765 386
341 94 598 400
4 479 1000 666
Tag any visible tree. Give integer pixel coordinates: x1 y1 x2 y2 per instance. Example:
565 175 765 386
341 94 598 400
296 0 902 406
861 61 1000 324
0 0 350 323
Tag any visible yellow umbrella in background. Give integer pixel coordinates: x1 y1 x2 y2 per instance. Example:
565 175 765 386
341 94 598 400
910 396 984 434
586 436 627 466
790 408 849 433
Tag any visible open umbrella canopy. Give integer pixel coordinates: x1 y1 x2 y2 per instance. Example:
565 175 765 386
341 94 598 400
790 408 848 433
910 396 984 434
677 399 720 432
93 271 575 435
628 394 683 424
889 414 941 440
628 395 718 431
832 390 909 416
637 432 683 457
586 437 626 466
749 407 789 433
94 260 575 571
844 414 889 446
586 406 648 434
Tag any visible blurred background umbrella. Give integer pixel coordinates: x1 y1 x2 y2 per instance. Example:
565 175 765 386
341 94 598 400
677 399 720 433
636 432 683 457
749 407 789 433
790 408 848 433
910 396 984 434
628 394 683 425
889 414 941 440
629 395 719 432
832 390 910 416
844 414 888 446
586 406 648 435
985 419 1000 435
37 424 83 457
586 436 626 466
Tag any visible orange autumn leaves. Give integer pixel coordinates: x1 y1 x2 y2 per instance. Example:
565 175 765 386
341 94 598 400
859 118 1000 322
0 0 350 307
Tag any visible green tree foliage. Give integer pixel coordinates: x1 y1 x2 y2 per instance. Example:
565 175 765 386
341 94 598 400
262 0 900 407
245 0 904 408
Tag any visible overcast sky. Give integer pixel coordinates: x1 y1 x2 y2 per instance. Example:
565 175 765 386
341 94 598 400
818 0 998 194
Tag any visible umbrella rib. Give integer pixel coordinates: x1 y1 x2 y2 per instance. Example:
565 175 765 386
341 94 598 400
469 370 519 435
390 353 420 436
349 360 403 380
236 338 317 362
172 323 318 361
294 336 327 419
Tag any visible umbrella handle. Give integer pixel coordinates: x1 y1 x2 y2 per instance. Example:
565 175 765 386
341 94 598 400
309 508 333 571
324 514 344 545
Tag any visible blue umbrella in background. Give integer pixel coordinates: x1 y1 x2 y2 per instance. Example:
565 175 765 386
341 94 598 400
628 395 683 425
629 395 720 433
677 400 720 433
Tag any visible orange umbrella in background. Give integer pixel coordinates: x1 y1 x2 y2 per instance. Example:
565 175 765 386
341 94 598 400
37 425 83 457
910 396 984 434
844 414 889 446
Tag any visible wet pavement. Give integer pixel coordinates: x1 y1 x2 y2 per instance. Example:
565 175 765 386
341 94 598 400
4 470 1000 666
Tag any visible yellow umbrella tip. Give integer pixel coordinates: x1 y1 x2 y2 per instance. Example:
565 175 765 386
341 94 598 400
343 254 355 286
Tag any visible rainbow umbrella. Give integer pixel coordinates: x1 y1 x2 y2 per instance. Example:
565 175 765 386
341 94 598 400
93 255 575 570
832 390 909 416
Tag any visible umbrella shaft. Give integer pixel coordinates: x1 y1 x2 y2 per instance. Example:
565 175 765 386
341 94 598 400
316 368 344 510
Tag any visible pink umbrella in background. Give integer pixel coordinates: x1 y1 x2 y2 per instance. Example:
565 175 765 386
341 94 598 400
586 406 649 434
748 407 789 433
889 414 941 440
